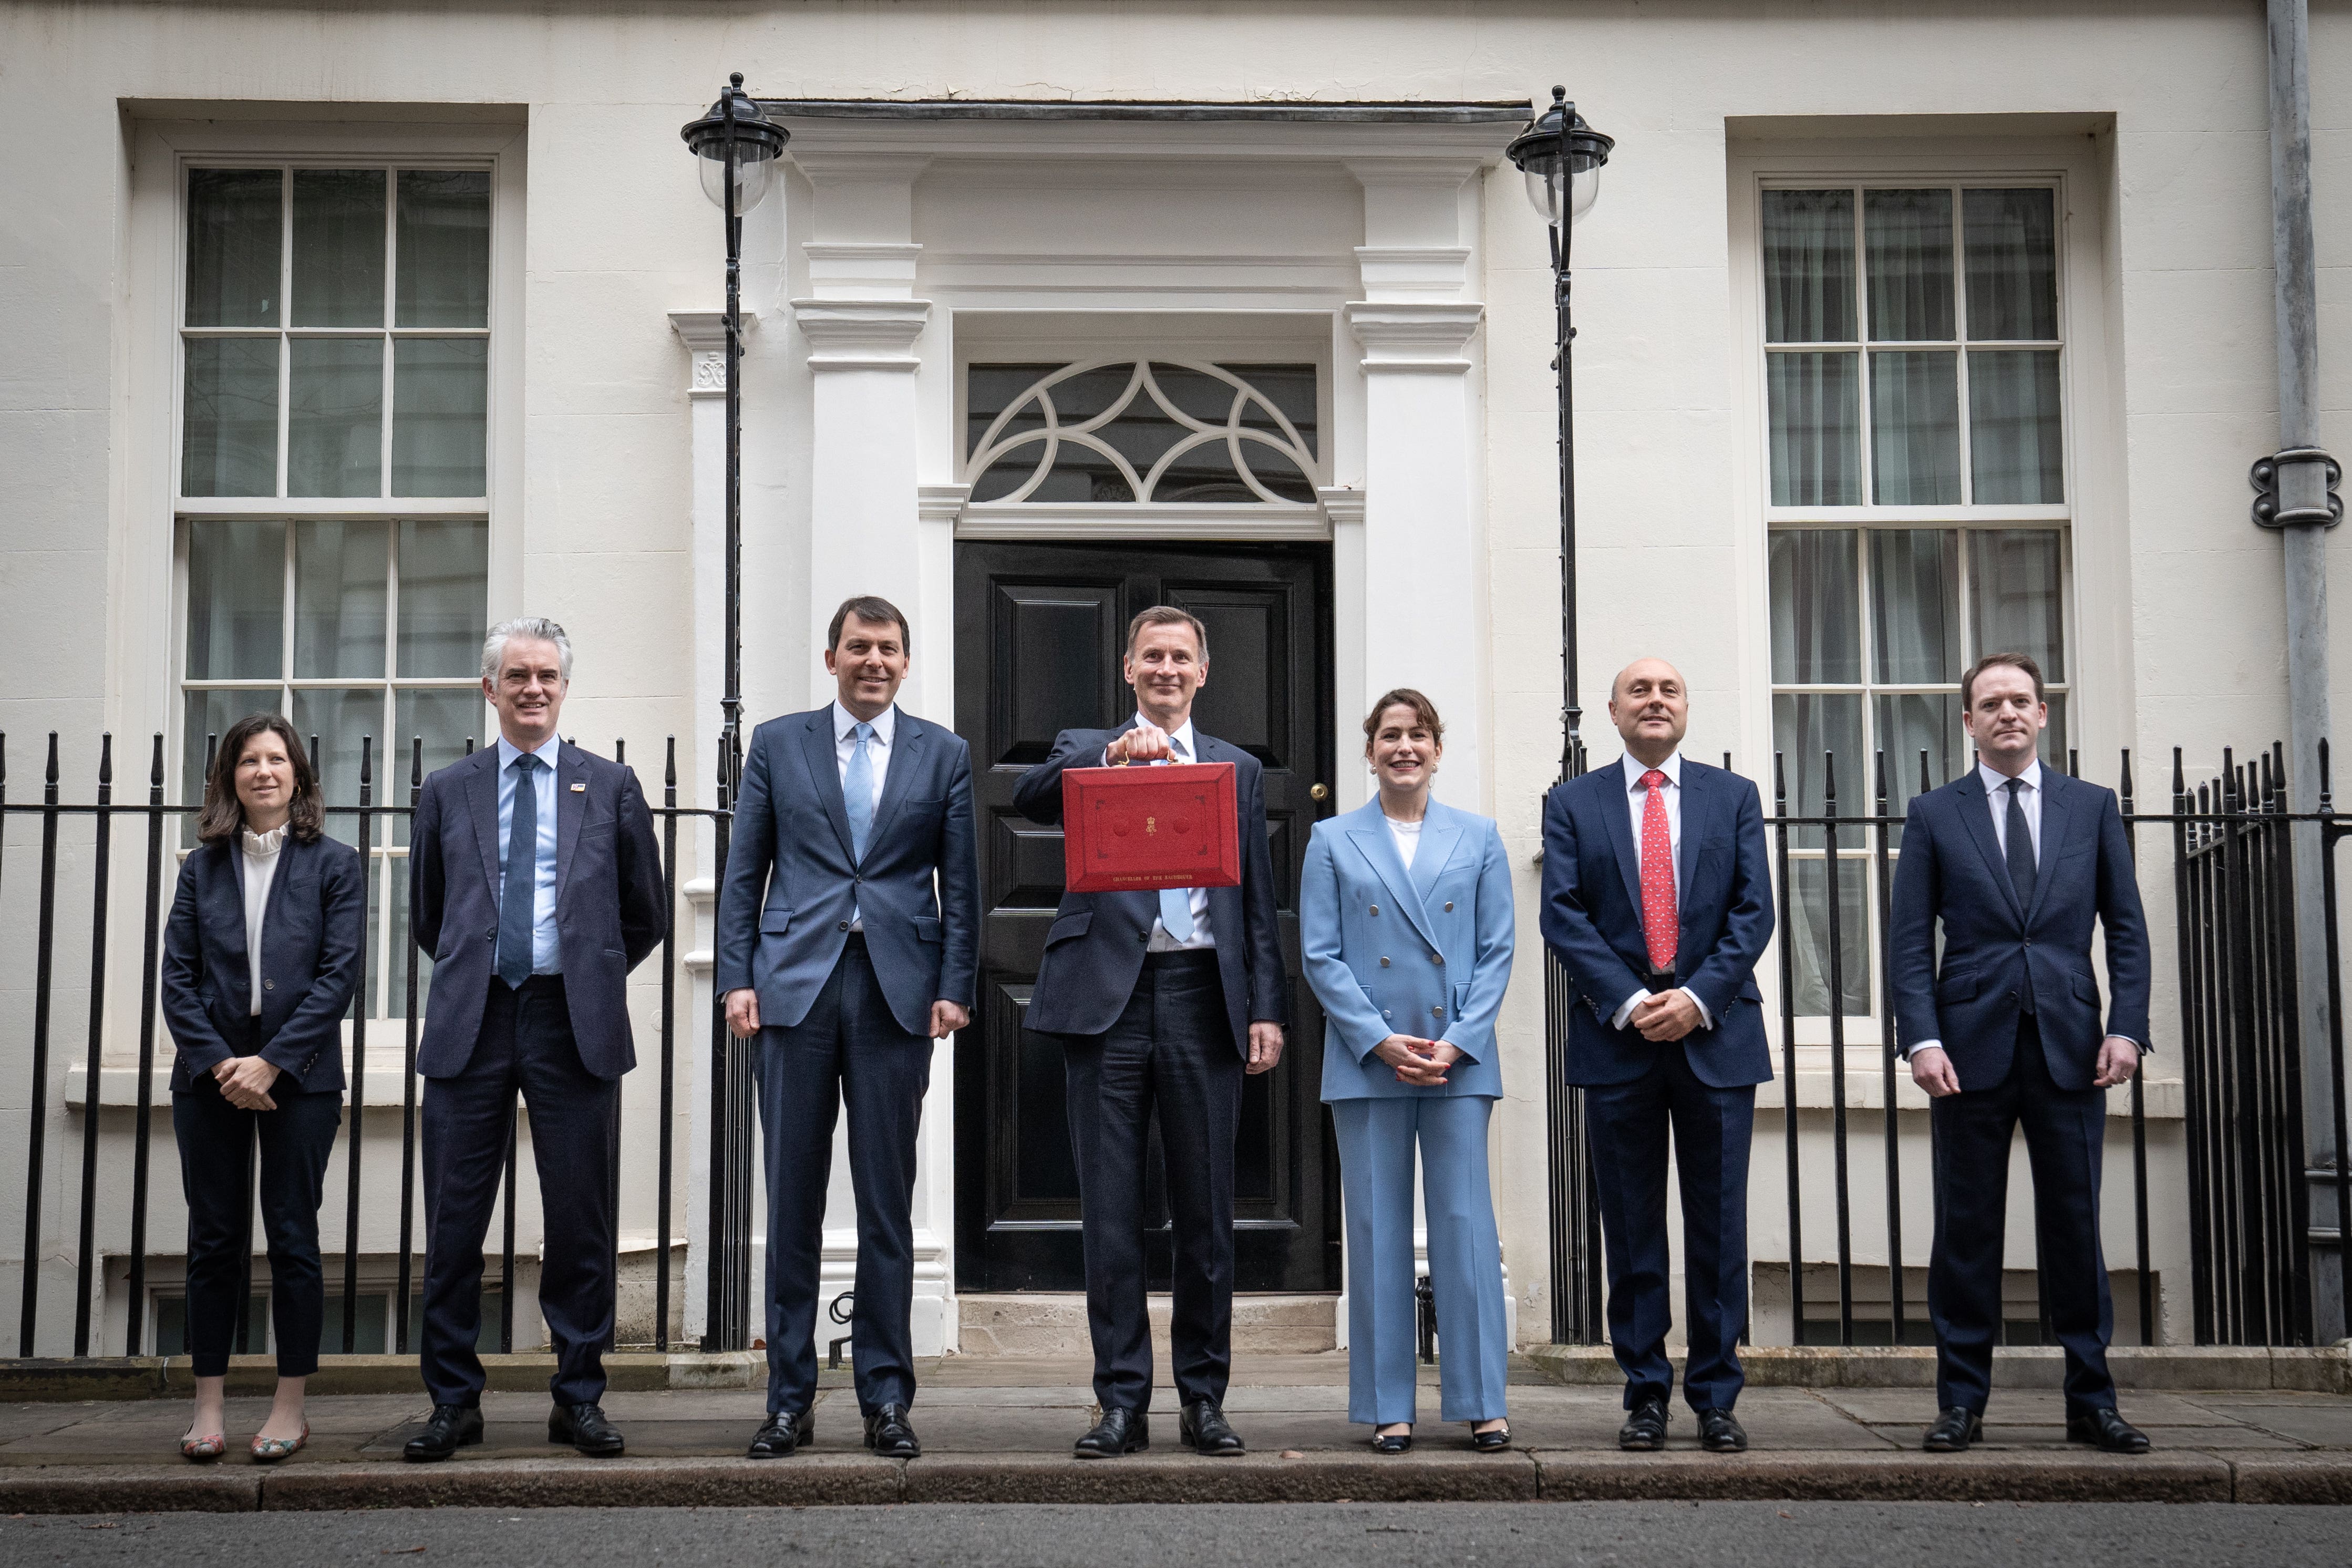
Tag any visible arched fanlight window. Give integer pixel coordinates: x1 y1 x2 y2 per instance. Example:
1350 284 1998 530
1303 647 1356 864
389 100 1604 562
964 359 1319 504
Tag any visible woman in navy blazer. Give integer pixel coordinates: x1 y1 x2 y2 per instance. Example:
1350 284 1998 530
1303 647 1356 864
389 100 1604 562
1301 690 1515 1452
160 713 363 1464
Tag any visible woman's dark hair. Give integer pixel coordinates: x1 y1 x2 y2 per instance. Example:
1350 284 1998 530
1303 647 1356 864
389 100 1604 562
1363 688 1445 751
197 713 325 845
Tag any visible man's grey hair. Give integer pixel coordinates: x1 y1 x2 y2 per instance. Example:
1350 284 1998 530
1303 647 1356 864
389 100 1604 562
481 617 574 683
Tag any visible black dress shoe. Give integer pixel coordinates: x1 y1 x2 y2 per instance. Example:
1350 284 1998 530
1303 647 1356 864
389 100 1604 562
548 1402 626 1456
864 1404 921 1459
1617 1397 1668 1451
1924 1406 1983 1452
1074 1407 1149 1459
402 1404 484 1463
1180 1401 1245 1456
747 1409 813 1459
2067 1407 2151 1454
1697 1409 1748 1453
1372 1427 1413 1454
1470 1424 1511 1453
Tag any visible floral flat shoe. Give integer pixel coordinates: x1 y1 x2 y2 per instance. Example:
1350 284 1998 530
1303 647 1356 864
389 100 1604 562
249 1422 308 1463
179 1431 226 1463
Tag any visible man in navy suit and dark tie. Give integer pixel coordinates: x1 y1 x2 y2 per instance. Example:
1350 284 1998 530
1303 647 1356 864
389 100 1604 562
715 596 979 1461
1540 657 1774 1455
404 617 664 1460
1891 652 2152 1455
1013 606 1286 1460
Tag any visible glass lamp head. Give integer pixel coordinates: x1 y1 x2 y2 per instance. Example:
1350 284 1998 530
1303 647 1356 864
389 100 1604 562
1506 86 1614 229
681 72 789 214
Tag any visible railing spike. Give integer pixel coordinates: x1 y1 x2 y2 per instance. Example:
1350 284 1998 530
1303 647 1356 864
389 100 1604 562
1919 748 1930 799
1772 749 1787 808
97 733 112 786
360 734 373 789
666 735 678 789
2068 747 2079 779
149 733 164 788
2119 747 2134 807
2172 746 2186 802
46 731 59 786
2320 735 2334 812
465 736 476 756
411 736 423 788
615 738 626 766
1822 748 1838 811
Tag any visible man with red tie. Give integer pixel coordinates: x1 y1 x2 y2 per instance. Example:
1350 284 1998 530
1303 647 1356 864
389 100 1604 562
1539 658 1775 1454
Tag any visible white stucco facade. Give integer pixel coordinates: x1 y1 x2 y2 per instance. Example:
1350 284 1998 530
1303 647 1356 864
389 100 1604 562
2 2 2347 1359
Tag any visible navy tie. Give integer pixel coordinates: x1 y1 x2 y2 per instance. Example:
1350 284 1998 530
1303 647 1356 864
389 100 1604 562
2004 777 2037 1015
497 754 539 988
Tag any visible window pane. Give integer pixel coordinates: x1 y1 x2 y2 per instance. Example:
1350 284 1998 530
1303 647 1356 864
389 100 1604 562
287 338 383 498
1968 529 2067 680
291 169 386 328
1869 351 1961 505
1964 188 2058 341
293 521 388 678
1772 691 1865 849
186 169 282 328
181 688 281 818
1864 189 1954 342
290 687 389 850
396 171 491 328
181 338 280 498
1233 362 1318 461
389 688 484 848
1767 352 1861 506
391 339 488 496
1875 692 1964 844
397 520 490 677
2040 692 2069 772
1789 857 1871 1017
186 519 285 679
1968 349 2064 503
386 852 431 1018
1869 528 1961 683
1768 530 1860 684
1761 189 1855 343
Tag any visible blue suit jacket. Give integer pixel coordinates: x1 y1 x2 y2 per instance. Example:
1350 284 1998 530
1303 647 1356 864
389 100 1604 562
1539 758 1775 1088
1301 799 1514 1101
713 706 981 1036
1012 720 1287 1050
159 832 366 1094
408 740 665 1081
1889 768 2152 1092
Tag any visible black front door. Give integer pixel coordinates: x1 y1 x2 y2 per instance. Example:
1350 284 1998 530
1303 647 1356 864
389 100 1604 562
953 540 1338 1293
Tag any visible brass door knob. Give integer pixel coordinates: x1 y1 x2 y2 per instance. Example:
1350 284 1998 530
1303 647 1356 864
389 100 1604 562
1309 782 1329 801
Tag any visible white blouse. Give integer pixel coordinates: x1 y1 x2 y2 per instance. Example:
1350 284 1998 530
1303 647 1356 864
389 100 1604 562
241 824 286 1016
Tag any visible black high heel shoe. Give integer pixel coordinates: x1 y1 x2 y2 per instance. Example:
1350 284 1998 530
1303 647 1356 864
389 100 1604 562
1470 1423 1511 1452
1371 1426 1413 1454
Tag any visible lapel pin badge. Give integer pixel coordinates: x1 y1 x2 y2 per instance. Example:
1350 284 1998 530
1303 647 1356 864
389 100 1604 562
571 782 586 792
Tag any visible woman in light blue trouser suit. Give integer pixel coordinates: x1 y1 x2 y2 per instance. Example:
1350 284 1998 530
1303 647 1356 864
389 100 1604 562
1302 689 1515 1452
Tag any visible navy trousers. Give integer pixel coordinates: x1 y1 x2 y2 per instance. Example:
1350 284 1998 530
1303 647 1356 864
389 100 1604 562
173 1071 342 1378
419 974 619 1409
1928 1013 2118 1417
1059 950 1241 1414
1584 1046 1755 1414
755 935 933 1418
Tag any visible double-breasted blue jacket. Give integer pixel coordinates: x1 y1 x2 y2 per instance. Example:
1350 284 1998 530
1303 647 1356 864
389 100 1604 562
1302 798 1515 1101
159 831 366 1094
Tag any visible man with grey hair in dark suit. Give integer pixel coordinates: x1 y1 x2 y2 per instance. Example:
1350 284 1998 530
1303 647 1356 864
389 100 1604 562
402 616 664 1461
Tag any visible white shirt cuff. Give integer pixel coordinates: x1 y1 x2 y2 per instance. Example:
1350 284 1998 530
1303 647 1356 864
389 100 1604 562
1682 986 1713 1029
1614 986 1712 1031
1611 989 1646 1030
1907 1039 1943 1060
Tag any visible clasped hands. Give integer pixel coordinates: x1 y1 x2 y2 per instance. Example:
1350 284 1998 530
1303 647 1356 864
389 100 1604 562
212 1054 281 1111
1628 988 1703 1042
1372 1033 1462 1087
726 989 971 1041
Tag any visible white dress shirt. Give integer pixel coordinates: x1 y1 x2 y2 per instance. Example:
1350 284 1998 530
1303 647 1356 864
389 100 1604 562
1107 714 1215 952
494 732 564 975
832 700 896 931
241 823 286 1015
1610 751 1713 1032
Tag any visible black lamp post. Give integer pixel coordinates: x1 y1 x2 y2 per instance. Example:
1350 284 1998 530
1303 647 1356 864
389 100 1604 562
1508 86 1613 1346
680 73 786 1353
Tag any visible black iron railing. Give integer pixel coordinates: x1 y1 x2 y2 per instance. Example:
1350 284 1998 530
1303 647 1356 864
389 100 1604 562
0 730 730 1360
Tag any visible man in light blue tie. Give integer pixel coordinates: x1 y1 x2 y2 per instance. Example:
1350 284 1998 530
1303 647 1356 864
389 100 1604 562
1013 606 1287 1460
715 597 979 1460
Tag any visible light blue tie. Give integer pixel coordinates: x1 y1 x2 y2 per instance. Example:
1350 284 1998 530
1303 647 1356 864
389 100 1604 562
844 721 875 862
1157 733 1194 942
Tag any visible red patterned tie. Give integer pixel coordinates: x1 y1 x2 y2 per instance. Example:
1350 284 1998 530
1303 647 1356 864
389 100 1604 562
1639 769 1677 973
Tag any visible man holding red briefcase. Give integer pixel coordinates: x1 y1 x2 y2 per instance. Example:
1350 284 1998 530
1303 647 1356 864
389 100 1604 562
1013 605 1287 1460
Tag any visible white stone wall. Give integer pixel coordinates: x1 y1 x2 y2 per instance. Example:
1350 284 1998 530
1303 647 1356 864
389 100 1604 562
1 2 2346 1354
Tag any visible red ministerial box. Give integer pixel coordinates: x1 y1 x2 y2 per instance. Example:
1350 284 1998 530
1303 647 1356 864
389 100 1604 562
1061 762 1242 894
